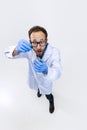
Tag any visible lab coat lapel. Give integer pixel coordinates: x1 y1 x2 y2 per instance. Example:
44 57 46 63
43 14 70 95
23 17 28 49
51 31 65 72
42 44 52 62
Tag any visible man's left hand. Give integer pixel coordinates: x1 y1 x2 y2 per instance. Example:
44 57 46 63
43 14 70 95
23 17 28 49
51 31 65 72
34 59 48 74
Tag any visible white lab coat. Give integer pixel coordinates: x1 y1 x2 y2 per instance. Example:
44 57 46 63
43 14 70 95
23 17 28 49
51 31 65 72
4 44 62 94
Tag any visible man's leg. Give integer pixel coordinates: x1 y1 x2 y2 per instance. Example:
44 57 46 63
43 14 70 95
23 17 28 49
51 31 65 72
45 94 55 113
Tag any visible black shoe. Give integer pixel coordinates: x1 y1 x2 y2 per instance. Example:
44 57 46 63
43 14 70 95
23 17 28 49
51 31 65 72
37 89 42 97
45 94 55 113
49 101 55 113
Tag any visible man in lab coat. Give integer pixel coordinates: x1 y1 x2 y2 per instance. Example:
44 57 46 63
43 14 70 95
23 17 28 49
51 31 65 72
5 26 62 113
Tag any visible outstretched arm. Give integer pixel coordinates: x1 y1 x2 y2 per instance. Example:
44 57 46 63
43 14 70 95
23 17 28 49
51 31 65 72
4 39 32 58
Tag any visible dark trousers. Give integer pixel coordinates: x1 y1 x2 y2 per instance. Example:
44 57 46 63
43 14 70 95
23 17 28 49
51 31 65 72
45 94 54 103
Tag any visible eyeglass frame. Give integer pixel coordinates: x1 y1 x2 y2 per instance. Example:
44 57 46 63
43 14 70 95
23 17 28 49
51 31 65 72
30 39 47 47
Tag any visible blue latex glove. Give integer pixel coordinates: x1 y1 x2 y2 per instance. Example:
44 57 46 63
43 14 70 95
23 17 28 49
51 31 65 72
16 39 32 53
34 59 48 74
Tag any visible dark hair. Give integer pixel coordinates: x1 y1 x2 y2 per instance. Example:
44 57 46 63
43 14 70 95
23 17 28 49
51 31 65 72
28 26 48 39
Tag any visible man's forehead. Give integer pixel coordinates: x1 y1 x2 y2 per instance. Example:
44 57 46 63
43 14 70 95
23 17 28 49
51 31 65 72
30 31 45 40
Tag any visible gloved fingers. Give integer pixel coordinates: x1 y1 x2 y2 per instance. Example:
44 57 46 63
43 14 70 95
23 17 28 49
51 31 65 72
18 46 27 52
34 64 41 70
22 42 32 47
21 46 30 52
18 39 32 49
34 64 42 70
34 67 41 72
21 43 32 50
18 39 29 45
34 60 42 66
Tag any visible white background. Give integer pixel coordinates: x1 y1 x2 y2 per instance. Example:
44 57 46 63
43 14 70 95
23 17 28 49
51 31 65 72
0 0 87 130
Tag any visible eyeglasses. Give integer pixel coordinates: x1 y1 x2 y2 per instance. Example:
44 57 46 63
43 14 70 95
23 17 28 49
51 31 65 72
30 40 46 47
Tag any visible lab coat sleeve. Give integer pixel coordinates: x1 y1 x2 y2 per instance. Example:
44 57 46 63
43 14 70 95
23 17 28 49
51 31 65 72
4 45 28 59
43 49 62 82
4 45 16 58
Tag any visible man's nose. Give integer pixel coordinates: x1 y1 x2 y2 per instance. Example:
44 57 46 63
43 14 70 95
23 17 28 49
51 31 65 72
37 44 41 48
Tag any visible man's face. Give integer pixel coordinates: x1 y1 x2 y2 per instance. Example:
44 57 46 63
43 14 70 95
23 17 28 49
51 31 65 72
30 31 47 57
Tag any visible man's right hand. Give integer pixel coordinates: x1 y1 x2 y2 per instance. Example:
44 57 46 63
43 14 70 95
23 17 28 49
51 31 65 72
16 39 32 53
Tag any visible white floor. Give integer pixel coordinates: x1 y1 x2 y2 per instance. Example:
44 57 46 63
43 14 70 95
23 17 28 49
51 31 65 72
0 47 87 130
0 0 87 129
